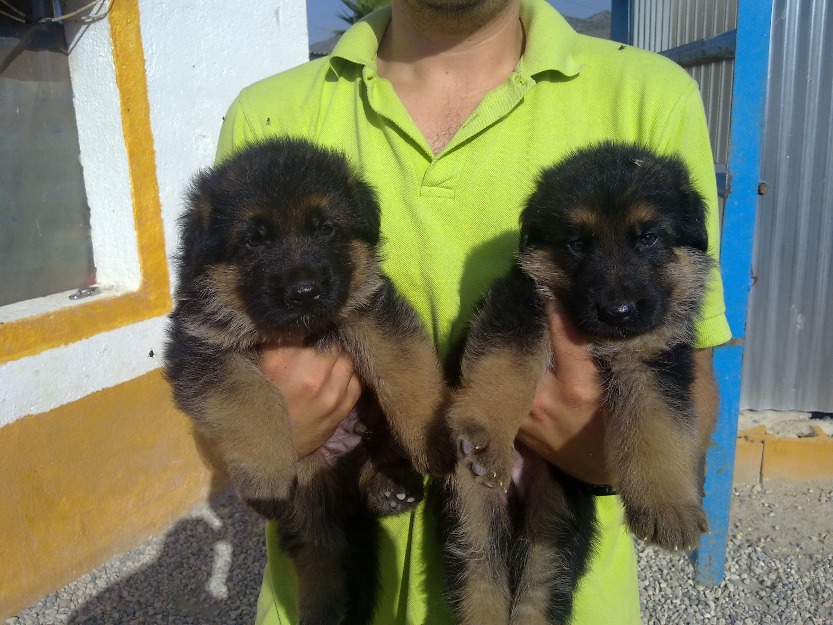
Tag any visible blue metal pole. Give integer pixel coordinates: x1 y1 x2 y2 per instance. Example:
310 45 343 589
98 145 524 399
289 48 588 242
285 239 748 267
610 0 631 44
694 0 773 586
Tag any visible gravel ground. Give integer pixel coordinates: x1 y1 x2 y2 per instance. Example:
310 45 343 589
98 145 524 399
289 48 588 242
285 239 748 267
637 482 833 625
7 482 833 625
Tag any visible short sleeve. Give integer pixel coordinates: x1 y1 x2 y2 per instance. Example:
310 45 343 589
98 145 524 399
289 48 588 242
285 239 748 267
656 80 733 348
216 91 261 164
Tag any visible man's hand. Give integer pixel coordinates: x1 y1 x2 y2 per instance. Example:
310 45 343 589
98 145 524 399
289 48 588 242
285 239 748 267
259 342 362 459
516 300 612 485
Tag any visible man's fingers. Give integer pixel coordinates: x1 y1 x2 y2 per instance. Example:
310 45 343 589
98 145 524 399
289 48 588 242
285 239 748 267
258 343 361 459
545 300 597 383
260 341 350 394
546 299 588 351
337 374 363 419
317 353 360 415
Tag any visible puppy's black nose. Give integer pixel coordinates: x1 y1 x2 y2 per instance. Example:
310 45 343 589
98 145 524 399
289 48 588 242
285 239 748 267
598 302 634 324
286 280 321 306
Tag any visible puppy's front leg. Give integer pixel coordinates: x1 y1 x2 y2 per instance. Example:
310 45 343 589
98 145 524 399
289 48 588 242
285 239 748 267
340 279 452 475
445 340 548 625
355 397 426 515
194 351 297 516
603 349 708 550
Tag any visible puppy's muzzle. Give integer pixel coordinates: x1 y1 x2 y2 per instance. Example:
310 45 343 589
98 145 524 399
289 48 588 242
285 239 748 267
598 301 635 325
286 279 322 307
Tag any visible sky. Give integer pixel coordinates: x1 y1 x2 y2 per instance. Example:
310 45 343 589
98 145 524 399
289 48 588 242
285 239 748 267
305 0 612 43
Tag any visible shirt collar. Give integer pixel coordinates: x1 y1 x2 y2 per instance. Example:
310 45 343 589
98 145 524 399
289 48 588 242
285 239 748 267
330 6 391 70
517 0 584 78
329 0 583 79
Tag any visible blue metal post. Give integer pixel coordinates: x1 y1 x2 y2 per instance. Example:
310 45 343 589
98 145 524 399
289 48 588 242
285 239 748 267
610 0 631 44
694 0 773 586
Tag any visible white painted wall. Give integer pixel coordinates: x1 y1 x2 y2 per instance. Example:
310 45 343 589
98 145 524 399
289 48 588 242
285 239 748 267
138 0 309 267
0 0 309 426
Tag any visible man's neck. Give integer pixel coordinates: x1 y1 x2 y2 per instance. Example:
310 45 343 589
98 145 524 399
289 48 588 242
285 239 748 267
376 0 524 154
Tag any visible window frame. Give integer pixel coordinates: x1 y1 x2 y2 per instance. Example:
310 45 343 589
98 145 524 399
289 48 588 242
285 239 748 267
0 0 170 365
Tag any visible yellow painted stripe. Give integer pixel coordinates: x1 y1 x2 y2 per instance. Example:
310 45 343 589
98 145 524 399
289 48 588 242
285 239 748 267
0 0 171 364
0 370 222 618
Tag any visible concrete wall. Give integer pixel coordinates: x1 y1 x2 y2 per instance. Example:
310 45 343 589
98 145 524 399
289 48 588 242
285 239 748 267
0 0 308 616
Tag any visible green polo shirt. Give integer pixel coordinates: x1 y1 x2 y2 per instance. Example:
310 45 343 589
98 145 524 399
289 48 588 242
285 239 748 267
216 0 732 623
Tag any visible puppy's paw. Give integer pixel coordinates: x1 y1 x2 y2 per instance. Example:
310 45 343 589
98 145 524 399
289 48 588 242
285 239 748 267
366 468 424 516
625 500 709 551
233 472 294 520
455 420 511 490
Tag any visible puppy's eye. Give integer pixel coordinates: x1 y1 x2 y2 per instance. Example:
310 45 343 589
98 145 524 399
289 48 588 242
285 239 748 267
244 233 265 248
639 232 658 247
318 221 335 237
568 238 588 254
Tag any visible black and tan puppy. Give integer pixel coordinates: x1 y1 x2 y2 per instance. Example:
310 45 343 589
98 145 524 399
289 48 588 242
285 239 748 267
163 137 450 625
444 142 715 625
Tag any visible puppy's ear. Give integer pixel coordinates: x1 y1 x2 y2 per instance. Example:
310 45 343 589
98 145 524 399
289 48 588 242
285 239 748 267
178 173 217 276
675 186 709 253
656 155 709 253
348 177 382 246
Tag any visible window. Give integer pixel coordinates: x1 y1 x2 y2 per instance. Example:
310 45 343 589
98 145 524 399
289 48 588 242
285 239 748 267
1 9 95 307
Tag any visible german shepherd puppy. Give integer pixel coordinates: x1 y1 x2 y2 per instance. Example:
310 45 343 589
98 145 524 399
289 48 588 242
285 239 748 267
163 137 450 625
444 142 715 625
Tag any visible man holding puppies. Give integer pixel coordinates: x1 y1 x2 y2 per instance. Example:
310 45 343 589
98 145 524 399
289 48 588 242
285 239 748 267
217 0 732 621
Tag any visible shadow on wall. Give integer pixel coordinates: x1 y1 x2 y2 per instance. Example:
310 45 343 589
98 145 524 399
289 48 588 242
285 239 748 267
66 475 266 625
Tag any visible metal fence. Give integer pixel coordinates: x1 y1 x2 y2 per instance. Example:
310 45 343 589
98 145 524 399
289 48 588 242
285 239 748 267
629 0 833 412
631 0 737 165
740 0 833 411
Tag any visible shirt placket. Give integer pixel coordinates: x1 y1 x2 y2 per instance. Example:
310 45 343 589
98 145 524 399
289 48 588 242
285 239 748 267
362 66 535 198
